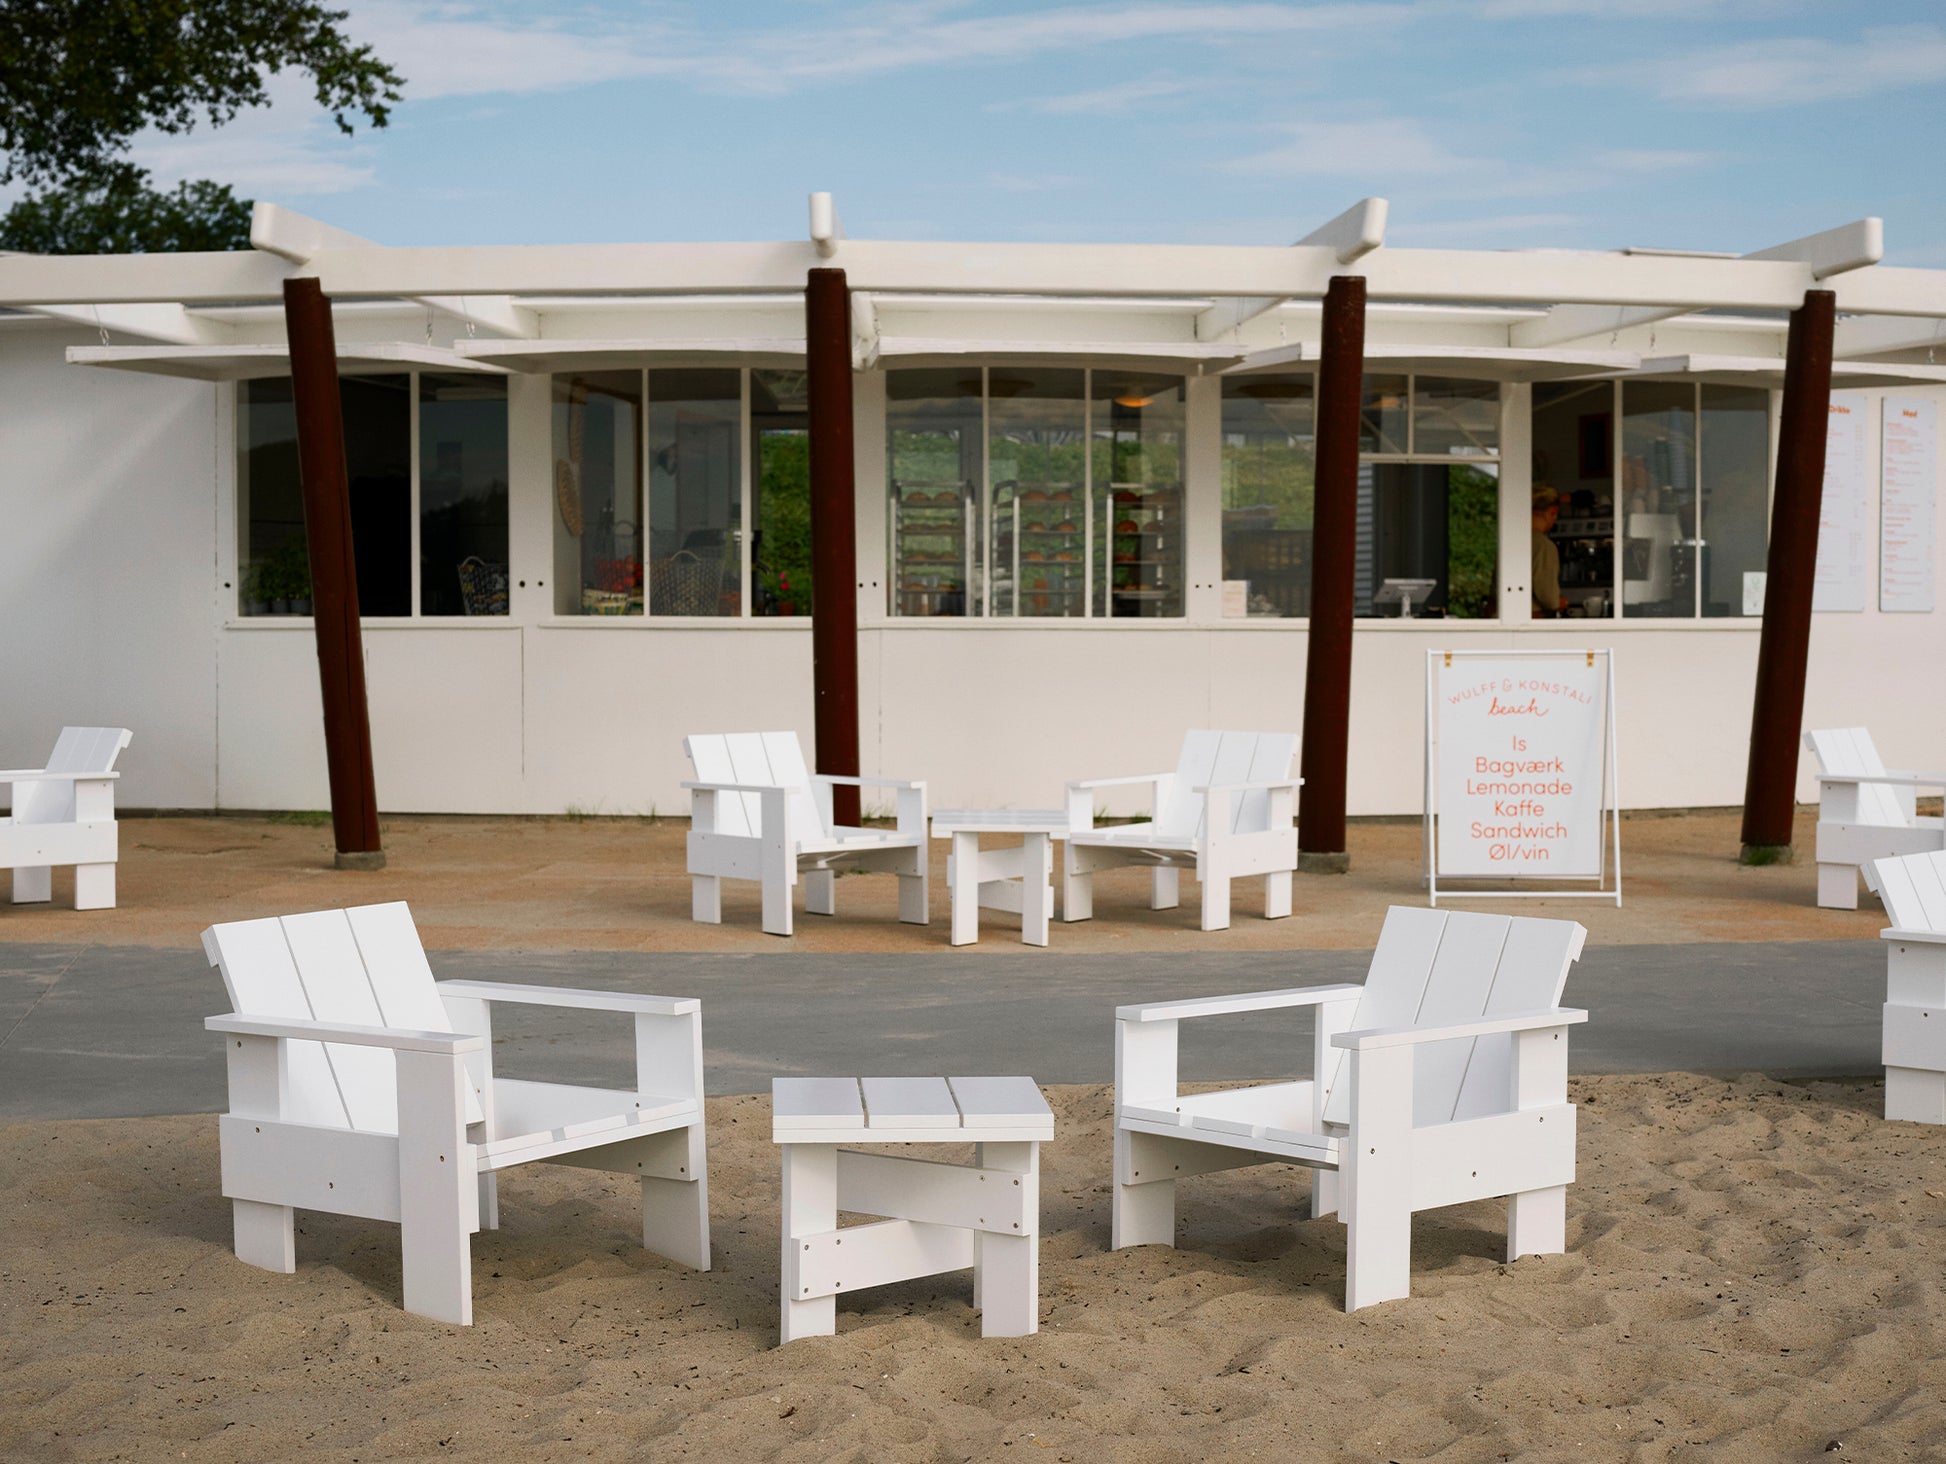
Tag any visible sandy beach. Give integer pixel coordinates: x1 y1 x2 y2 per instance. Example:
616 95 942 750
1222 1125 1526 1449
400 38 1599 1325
4 1074 1943 1462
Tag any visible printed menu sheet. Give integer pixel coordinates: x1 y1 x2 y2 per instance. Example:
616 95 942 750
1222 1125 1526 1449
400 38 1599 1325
1880 397 1938 613
1814 393 1870 613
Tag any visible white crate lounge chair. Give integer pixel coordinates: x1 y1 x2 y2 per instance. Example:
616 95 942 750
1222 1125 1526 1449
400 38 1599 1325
204 901 710 1325
1863 851 1946 1124
1 726 133 910
684 731 928 937
1113 906 1588 1311
1805 728 1946 909
1065 729 1299 932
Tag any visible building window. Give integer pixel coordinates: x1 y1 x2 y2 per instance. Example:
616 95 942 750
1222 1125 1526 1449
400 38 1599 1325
420 374 509 616
752 369 810 616
648 369 742 617
1221 375 1314 617
888 369 981 617
884 366 1182 618
1533 379 1770 619
553 372 643 615
236 374 412 617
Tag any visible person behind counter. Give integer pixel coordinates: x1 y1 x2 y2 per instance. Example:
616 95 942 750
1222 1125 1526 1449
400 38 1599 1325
1532 485 1566 618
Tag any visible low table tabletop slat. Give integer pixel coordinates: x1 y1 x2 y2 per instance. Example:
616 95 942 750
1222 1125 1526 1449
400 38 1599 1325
931 808 1068 837
861 1076 958 1127
772 1075 1053 1141
772 1077 865 1130
949 1075 1054 1128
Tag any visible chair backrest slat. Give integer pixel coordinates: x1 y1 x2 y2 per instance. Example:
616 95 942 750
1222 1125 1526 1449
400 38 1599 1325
1237 731 1298 835
14 727 132 825
206 902 480 1136
1156 730 1223 837
1154 730 1296 840
1321 906 1584 1130
759 730 827 838
1872 849 1946 933
685 734 753 838
1807 727 1908 829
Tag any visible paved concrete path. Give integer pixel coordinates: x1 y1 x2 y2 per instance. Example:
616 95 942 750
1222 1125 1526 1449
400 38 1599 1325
0 938 1884 1122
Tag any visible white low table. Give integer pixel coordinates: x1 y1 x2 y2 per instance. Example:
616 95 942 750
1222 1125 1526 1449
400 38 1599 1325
932 808 1067 946
772 1075 1054 1343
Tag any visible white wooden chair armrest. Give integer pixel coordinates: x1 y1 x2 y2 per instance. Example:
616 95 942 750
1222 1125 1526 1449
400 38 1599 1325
681 779 791 795
1189 778 1303 794
1878 927 1946 945
0 769 119 783
434 980 698 1016
206 1012 483 1054
1817 772 1946 789
814 774 926 791
1117 984 1366 1023
1333 1007 1588 1051
1067 773 1170 791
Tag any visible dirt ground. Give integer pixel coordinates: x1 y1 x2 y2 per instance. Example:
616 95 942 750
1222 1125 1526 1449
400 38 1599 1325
0 804 1881 953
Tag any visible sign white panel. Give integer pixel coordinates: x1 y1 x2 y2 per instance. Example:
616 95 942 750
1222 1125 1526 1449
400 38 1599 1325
1813 392 1870 613
1880 397 1937 613
1432 654 1609 879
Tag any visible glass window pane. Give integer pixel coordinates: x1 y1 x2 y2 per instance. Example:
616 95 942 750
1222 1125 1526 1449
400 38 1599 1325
1621 381 1697 618
419 374 508 616
1700 384 1770 617
1413 376 1499 457
648 368 741 617
888 369 982 617
1531 381 1616 618
752 369 810 616
1221 374 1314 617
1355 461 1498 617
238 374 409 618
553 372 643 615
1360 373 1410 454
1092 372 1184 618
989 368 1086 618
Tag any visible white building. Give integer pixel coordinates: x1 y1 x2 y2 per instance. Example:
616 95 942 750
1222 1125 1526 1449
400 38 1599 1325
3 199 1943 817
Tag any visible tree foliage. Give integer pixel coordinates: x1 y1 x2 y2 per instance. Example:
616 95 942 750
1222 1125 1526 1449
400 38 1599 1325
0 161 252 253
0 0 402 187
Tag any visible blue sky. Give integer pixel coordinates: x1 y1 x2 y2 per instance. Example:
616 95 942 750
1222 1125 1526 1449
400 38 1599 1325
116 1 1946 263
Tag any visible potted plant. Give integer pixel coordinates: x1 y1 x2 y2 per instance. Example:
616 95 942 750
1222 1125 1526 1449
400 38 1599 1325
241 561 271 616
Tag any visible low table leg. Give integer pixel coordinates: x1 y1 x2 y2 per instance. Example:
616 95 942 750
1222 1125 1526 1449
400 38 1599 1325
973 1140 1039 1337
781 1145 838 1342
1021 833 1051 947
950 831 981 946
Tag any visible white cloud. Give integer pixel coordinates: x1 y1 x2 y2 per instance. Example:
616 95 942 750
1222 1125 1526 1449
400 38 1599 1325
1223 117 1480 178
1594 148 1719 173
1019 76 1200 115
985 171 1089 192
130 78 378 196
1388 211 1586 242
1593 24 1946 108
343 1 672 99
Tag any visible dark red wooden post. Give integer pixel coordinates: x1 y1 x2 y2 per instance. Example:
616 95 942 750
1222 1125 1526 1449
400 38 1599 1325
1298 276 1367 872
1740 289 1837 862
282 277 384 870
806 267 862 827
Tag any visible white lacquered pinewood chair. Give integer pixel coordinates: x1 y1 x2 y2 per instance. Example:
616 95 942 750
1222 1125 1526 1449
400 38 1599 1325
1862 851 1946 1124
204 901 710 1325
1065 729 1299 932
1113 906 1587 1311
683 731 928 937
1805 728 1946 909
1 726 133 910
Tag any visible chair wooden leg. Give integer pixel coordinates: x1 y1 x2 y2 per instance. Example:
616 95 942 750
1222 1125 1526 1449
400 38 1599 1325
1062 866 1093 922
1886 1067 1946 1125
11 866 51 904
1507 1183 1567 1261
898 867 929 925
233 1199 295 1273
1199 874 1231 932
396 1051 476 1326
1310 1167 1340 1220
642 1127 711 1270
1817 862 1859 910
1344 1046 1412 1312
72 862 116 910
805 870 836 917
761 876 794 937
476 1173 500 1230
1264 870 1293 920
1150 867 1179 911
691 875 722 924
1111 1128 1176 1249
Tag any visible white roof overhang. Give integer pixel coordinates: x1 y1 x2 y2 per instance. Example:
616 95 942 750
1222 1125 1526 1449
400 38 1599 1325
454 337 806 373
1624 353 1946 389
64 342 507 381
873 338 1247 371
1223 342 1640 381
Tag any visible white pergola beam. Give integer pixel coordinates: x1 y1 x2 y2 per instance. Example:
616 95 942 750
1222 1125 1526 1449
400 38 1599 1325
25 301 236 346
1833 313 1946 359
1511 217 1886 349
850 289 879 369
250 202 538 339
810 192 844 260
1195 197 1387 341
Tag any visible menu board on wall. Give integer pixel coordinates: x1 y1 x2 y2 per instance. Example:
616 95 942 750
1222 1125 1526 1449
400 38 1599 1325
1880 397 1938 613
1814 393 1870 612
